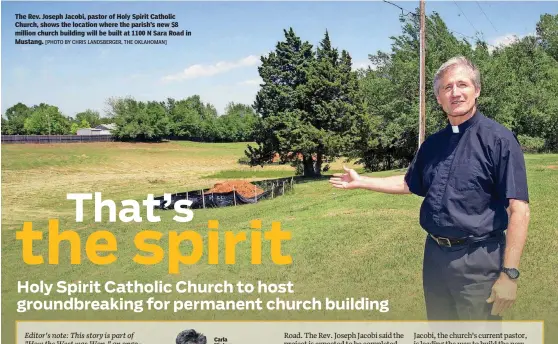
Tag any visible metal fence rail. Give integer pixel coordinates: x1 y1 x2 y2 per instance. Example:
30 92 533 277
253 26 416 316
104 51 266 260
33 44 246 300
1 135 114 144
154 177 296 210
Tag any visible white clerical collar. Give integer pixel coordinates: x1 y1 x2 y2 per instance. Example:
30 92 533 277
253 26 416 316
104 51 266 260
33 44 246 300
452 125 459 134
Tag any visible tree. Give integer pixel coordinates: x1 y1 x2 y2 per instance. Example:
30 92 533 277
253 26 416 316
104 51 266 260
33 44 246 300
98 116 115 125
167 96 205 138
23 103 70 135
357 11 474 171
108 97 170 141
3 102 32 134
200 103 219 141
537 13 558 61
485 35 558 150
218 102 259 142
70 119 91 134
355 9 558 169
70 122 79 135
299 31 365 175
246 28 315 174
247 28 364 177
75 109 101 127
1 116 8 134
165 95 224 141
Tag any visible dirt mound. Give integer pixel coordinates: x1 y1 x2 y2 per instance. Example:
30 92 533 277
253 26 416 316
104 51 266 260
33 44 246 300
205 180 265 198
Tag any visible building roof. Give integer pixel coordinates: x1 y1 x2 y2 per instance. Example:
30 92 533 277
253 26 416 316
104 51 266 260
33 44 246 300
78 128 101 131
95 123 117 130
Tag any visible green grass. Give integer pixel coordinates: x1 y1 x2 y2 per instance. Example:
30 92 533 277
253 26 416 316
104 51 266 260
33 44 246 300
1 144 109 170
203 169 296 179
203 167 369 179
1 142 557 343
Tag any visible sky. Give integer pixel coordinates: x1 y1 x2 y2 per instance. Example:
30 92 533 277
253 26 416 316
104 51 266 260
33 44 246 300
1 1 557 117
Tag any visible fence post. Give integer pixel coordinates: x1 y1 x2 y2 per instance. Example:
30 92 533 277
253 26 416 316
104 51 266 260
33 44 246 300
291 177 294 191
271 183 274 198
282 181 285 195
186 192 188 201
202 190 205 209
254 185 257 203
233 187 237 206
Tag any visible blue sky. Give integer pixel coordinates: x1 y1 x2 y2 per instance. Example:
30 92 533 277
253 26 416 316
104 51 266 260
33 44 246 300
1 1 557 117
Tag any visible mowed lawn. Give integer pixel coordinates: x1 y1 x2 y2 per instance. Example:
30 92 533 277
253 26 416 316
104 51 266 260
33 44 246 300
1 141 557 343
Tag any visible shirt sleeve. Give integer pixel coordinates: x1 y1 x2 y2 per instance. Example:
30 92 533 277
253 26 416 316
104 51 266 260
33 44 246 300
404 144 426 197
495 135 530 204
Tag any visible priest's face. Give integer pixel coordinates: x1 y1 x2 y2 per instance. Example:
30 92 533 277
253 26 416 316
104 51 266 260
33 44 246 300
436 64 480 118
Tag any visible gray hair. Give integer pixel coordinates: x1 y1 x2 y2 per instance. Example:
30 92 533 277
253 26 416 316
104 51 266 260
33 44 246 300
433 56 481 97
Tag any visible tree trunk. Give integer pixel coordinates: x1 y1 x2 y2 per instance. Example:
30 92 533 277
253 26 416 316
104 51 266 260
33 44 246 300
314 152 323 176
303 155 319 177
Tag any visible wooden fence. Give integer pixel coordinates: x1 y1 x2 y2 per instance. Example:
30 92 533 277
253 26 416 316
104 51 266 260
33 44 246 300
1 135 114 144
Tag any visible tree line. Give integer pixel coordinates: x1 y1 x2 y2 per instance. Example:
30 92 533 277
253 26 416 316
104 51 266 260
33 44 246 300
2 11 557 177
105 96 259 142
1 97 259 143
1 104 113 135
351 11 558 173
247 11 558 176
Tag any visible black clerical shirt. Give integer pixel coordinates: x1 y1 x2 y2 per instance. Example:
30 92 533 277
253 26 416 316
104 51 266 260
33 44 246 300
404 110 529 238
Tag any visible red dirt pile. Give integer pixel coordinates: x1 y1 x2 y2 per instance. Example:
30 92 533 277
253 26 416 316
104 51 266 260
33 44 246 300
205 180 265 198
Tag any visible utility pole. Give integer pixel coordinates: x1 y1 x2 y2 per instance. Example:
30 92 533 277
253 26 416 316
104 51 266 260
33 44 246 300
419 0 426 147
47 111 51 135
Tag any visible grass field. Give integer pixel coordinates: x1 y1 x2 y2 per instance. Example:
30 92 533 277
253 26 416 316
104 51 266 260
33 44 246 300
2 141 557 343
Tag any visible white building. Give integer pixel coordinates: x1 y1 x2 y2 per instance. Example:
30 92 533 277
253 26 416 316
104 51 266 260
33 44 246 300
77 128 103 136
76 123 117 136
94 123 117 135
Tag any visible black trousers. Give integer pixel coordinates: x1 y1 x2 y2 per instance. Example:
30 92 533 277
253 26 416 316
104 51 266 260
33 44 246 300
423 233 505 321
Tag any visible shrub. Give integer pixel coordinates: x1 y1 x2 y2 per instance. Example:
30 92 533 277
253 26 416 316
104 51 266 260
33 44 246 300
517 135 545 153
237 156 251 165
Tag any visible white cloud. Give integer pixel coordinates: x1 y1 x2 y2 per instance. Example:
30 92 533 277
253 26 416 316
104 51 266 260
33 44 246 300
491 34 520 47
162 55 261 82
352 60 377 71
488 32 536 52
237 78 262 86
